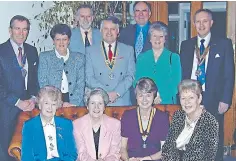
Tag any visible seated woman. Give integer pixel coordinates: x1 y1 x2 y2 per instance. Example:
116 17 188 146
73 88 121 161
134 21 181 104
121 77 169 161
38 24 85 106
21 86 77 161
162 79 219 161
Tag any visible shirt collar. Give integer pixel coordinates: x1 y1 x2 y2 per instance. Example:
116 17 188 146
40 115 55 127
80 27 92 33
103 41 116 48
10 39 24 55
136 22 150 33
55 48 70 62
197 32 211 47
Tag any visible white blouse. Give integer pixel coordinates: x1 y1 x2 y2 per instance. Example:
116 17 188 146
176 116 198 151
41 117 59 159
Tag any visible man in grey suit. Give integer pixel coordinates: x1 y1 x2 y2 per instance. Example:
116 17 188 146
69 4 102 54
119 1 152 60
86 16 135 106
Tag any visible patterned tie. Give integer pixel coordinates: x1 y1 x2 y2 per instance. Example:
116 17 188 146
108 44 113 62
197 39 206 85
18 47 23 66
84 31 91 47
135 28 143 58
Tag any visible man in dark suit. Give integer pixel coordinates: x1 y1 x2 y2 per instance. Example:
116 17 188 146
69 4 101 54
180 9 235 161
119 1 152 60
0 15 39 161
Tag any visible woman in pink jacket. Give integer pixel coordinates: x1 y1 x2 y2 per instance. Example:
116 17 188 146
73 88 121 161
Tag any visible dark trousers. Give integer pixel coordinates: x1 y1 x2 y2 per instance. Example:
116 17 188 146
216 115 224 161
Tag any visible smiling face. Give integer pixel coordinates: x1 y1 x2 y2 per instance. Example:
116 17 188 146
39 95 59 121
194 11 213 38
180 90 202 115
53 34 70 55
136 89 155 109
134 2 151 26
76 8 93 30
87 94 105 119
9 20 29 46
101 20 119 44
150 29 166 50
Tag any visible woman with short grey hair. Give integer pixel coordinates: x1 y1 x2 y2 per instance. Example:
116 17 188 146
135 21 181 104
85 87 110 106
21 85 77 161
73 87 121 161
162 79 219 161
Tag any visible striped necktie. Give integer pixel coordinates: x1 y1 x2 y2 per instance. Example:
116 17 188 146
135 28 143 58
197 39 206 85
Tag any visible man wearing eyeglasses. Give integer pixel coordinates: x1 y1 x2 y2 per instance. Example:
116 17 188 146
0 15 39 161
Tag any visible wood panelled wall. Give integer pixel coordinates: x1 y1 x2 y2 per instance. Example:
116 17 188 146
149 1 236 145
225 1 236 146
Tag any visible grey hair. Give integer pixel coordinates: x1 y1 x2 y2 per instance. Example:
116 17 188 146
85 87 109 106
178 79 202 98
100 16 120 30
37 85 63 107
76 4 93 16
194 9 213 22
148 21 168 39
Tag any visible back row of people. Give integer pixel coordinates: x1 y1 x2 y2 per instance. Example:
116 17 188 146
0 1 234 161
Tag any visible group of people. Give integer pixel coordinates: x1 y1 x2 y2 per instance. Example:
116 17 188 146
0 1 234 161
21 78 219 161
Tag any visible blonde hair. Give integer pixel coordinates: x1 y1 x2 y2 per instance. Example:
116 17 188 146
178 79 202 98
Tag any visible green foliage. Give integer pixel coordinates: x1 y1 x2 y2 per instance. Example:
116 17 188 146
33 1 132 51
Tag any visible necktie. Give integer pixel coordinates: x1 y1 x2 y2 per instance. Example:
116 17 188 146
197 39 206 85
18 47 23 66
135 28 144 58
84 31 91 47
108 44 113 62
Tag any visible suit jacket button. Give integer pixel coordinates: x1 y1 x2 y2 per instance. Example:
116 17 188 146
69 82 72 85
70 93 73 96
100 73 102 75
64 63 66 66
106 84 109 86
120 72 122 75
65 71 68 74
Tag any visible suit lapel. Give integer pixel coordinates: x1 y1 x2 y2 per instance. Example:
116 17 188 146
186 38 197 79
55 116 64 157
84 115 97 159
78 28 86 51
205 37 217 91
35 115 47 159
98 115 108 159
6 40 25 85
92 29 97 45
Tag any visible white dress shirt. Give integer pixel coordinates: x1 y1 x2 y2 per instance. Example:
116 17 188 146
40 116 59 160
191 32 211 91
80 27 92 45
10 39 28 90
55 49 70 93
103 41 116 54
